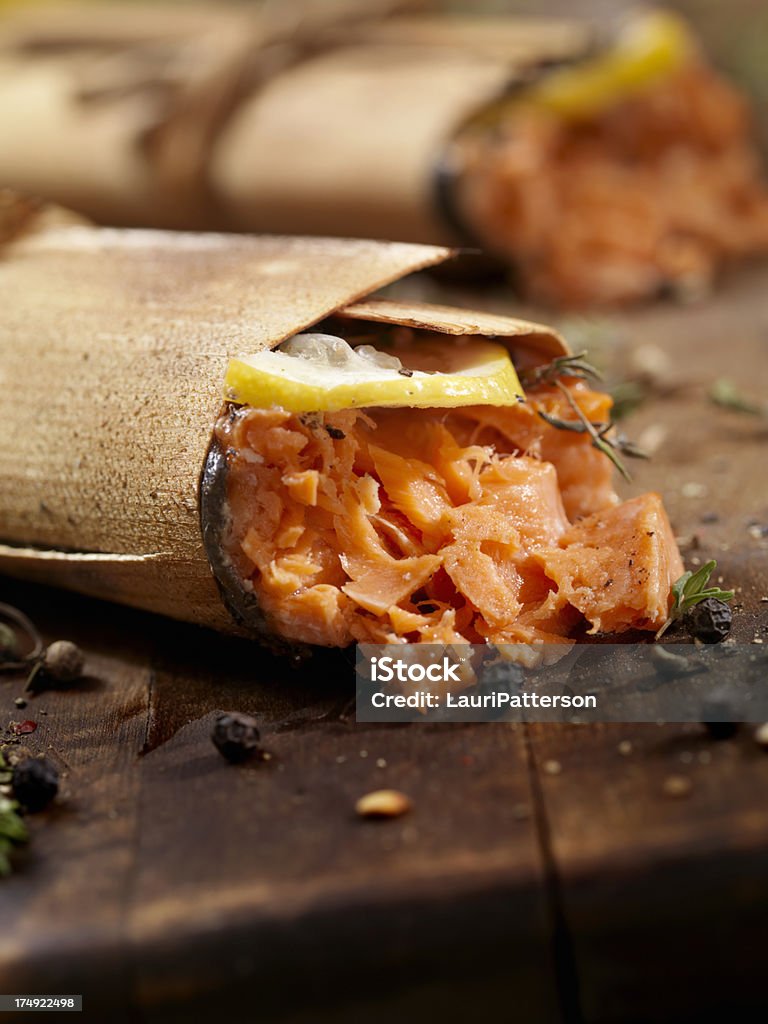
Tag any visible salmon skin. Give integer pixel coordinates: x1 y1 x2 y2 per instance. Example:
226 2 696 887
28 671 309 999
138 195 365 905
203 346 683 649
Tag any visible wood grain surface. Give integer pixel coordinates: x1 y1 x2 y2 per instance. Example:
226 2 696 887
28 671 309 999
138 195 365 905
1 265 768 1023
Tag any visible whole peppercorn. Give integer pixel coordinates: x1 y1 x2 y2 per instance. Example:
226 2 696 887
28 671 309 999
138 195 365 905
27 640 85 692
42 641 85 682
12 757 59 812
684 598 733 643
211 712 261 764
700 695 739 740
0 622 18 663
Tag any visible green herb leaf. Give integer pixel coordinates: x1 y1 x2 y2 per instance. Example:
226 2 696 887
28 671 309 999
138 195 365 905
0 838 13 878
655 560 735 640
0 756 29 876
0 808 27 844
709 378 764 416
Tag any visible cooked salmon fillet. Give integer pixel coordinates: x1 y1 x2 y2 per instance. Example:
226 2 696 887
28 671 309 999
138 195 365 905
216 376 683 647
454 61 768 306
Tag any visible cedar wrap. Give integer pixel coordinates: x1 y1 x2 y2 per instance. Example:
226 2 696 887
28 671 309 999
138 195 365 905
0 206 565 634
0 2 591 240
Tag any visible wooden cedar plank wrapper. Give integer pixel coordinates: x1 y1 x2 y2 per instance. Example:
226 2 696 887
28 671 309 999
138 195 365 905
0 3 591 239
0 0 420 229
0 213 565 634
211 17 593 244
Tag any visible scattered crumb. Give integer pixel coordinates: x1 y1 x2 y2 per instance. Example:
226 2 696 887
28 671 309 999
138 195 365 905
335 755 346 764
618 740 633 756
376 758 387 769
663 774 692 798
13 697 26 709
752 638 764 645
636 423 668 455
754 723 768 749
681 482 707 499
760 597 768 604
355 789 412 819
543 759 562 776
359 749 368 759
628 343 671 382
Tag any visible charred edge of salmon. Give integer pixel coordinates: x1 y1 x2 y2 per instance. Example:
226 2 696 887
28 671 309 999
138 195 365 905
199 425 312 658
431 44 598 253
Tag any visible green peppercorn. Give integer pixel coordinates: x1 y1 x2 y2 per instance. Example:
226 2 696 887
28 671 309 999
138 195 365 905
0 623 18 663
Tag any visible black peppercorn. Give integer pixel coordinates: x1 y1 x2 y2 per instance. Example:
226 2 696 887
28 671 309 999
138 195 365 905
211 712 261 763
684 598 732 643
12 757 59 812
700 695 739 740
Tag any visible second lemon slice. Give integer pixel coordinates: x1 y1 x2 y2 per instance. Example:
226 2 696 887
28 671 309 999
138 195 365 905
225 333 524 413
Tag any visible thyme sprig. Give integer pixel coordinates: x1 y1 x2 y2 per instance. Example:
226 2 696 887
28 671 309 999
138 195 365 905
0 750 28 877
655 560 735 641
538 380 648 482
521 351 602 388
708 378 765 417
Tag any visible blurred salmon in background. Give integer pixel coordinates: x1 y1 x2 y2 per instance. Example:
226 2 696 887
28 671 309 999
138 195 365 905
0 0 767 307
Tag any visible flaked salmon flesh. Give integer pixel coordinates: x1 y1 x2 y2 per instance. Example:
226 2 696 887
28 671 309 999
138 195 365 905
455 61 768 306
216 378 683 647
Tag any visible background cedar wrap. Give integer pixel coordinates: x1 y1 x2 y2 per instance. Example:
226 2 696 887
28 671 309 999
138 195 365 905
0 2 589 236
0 217 562 632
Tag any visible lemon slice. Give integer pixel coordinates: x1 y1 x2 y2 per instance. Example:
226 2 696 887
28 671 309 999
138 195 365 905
524 10 692 121
224 333 524 413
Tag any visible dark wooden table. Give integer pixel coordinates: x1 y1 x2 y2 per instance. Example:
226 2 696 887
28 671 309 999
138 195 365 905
1 267 768 1024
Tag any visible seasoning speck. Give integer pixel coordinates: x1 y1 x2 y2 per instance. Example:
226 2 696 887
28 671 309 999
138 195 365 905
618 740 633 756
543 759 562 776
13 697 27 709
12 720 37 736
754 723 768 749
355 789 412 819
662 774 692 798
